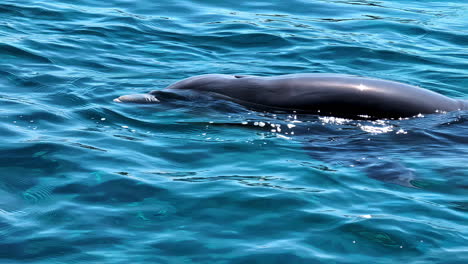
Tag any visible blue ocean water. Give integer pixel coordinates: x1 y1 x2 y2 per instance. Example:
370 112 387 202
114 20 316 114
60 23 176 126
1 0 467 263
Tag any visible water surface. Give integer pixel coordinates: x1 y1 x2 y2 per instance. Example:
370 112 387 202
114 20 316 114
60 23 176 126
1 0 467 263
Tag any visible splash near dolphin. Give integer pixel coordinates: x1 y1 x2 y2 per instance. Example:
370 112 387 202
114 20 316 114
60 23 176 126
114 74 467 119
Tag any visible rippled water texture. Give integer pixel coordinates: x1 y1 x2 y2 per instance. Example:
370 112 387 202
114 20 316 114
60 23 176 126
1 0 467 263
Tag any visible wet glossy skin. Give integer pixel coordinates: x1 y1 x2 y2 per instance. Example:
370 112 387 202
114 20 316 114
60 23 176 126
114 74 467 119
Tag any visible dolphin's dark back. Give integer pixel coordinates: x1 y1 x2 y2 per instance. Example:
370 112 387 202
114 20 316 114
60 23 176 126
161 74 463 118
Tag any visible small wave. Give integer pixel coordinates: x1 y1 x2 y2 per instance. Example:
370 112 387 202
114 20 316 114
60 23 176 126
0 43 52 64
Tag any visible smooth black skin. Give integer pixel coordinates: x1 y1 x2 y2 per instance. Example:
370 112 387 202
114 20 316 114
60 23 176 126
114 74 467 119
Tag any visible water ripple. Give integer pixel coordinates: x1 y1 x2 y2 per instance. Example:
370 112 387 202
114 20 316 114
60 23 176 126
0 0 467 263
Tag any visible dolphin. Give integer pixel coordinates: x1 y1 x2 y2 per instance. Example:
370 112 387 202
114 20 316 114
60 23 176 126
114 74 467 119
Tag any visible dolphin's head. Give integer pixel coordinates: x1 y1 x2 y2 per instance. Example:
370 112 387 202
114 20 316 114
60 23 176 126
114 74 256 104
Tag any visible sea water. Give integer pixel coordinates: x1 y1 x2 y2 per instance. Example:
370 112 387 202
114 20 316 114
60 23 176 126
0 0 467 263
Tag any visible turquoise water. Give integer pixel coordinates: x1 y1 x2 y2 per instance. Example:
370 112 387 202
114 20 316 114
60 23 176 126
1 0 467 263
